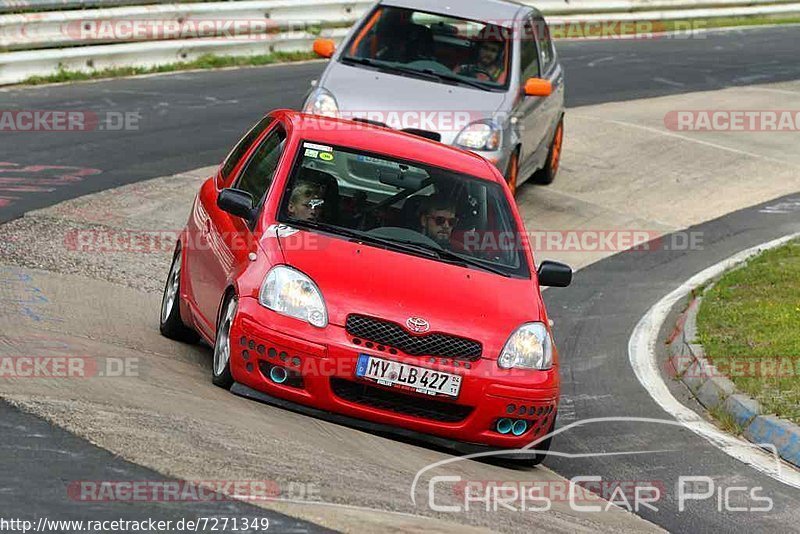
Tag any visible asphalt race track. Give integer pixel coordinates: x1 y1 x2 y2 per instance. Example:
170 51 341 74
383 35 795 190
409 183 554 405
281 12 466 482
2 24 800 533
2 25 800 223
546 193 800 532
0 402 330 532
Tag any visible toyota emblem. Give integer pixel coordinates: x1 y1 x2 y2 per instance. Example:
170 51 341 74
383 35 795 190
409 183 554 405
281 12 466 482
406 317 430 333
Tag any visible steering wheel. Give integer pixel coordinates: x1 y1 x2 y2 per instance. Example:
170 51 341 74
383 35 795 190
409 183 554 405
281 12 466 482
406 60 450 73
469 69 495 82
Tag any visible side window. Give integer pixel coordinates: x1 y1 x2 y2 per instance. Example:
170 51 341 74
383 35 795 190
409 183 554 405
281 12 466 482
520 20 540 79
221 116 273 180
534 17 555 71
234 125 287 207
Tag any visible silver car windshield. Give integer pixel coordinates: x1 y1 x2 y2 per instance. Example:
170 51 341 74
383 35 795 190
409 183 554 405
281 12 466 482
341 6 513 91
277 141 530 279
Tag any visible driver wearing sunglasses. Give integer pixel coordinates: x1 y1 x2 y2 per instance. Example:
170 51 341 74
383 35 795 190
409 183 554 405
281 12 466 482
420 196 458 248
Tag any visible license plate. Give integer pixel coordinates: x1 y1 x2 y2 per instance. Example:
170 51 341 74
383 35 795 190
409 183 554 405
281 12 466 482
356 355 462 398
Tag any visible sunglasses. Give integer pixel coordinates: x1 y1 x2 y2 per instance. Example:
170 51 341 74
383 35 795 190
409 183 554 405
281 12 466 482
429 215 458 227
303 198 325 209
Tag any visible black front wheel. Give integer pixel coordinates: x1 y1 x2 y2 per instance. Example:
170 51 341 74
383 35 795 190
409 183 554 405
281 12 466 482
159 244 199 343
212 295 237 389
521 416 556 467
532 119 564 186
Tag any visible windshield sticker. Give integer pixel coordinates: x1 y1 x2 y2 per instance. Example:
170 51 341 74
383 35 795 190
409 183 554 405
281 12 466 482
304 142 333 153
304 148 320 159
266 224 300 238
319 152 334 162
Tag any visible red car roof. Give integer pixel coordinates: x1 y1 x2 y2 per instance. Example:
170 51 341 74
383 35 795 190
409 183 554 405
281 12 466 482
274 110 503 183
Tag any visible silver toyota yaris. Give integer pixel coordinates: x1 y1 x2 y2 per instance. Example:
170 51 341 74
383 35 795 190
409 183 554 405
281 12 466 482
304 0 565 194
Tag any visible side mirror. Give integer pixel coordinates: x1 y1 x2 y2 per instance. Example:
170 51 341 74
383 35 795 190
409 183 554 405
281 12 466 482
313 38 336 59
218 188 255 222
538 260 572 288
524 78 553 97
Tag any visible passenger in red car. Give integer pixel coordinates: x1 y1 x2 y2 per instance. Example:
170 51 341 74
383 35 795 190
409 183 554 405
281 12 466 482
287 180 326 223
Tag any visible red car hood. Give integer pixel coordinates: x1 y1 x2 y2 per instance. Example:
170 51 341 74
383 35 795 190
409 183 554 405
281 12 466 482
274 230 543 357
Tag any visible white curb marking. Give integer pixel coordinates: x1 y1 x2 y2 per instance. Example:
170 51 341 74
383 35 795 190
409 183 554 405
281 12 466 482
629 231 800 488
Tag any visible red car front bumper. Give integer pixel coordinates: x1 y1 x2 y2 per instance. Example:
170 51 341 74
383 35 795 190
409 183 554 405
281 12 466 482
229 297 559 451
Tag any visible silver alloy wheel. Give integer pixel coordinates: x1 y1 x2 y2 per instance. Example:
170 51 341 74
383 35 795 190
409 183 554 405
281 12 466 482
161 251 181 324
213 298 237 377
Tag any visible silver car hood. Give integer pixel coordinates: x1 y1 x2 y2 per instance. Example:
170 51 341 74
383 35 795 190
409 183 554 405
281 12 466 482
321 63 508 145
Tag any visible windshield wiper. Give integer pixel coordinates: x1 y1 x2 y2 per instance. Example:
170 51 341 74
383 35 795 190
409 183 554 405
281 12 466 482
286 221 511 277
286 220 439 257
389 239 512 277
341 56 478 87
416 68 489 90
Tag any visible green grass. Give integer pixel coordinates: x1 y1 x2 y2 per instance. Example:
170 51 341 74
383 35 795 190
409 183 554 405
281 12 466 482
549 14 800 39
710 404 745 436
697 239 800 424
20 51 319 85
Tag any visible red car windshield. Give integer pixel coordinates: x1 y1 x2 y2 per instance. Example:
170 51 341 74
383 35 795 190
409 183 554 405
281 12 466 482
342 6 512 91
277 141 530 278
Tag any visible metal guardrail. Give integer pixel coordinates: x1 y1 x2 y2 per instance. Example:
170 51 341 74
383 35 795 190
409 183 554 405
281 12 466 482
3 0 797 51
1 0 372 50
0 0 152 15
1 0 799 84
3 0 799 14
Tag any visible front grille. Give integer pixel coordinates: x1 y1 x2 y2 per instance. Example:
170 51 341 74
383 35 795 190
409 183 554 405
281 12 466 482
345 315 482 361
331 378 473 423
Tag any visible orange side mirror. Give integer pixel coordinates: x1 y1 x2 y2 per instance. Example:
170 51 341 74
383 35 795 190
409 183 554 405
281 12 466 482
524 78 553 97
313 38 336 59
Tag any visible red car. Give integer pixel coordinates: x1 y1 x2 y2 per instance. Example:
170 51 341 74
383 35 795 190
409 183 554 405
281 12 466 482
159 110 572 464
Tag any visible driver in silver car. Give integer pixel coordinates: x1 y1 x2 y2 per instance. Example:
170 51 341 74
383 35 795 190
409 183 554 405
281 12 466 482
454 26 506 83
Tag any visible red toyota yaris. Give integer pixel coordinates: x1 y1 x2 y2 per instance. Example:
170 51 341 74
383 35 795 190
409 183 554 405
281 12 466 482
160 110 572 464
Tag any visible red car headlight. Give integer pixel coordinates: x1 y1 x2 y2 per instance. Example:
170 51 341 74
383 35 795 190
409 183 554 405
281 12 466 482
259 265 328 328
498 322 553 370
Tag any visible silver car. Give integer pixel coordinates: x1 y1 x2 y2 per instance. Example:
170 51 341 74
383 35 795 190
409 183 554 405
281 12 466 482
304 0 565 194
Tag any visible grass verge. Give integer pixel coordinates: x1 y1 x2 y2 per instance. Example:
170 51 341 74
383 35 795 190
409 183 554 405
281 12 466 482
550 13 800 38
697 239 800 424
709 404 745 435
20 51 319 85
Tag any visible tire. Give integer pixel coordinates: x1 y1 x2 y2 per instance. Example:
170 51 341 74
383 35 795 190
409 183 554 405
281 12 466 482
532 118 564 186
505 150 520 196
212 294 237 389
521 416 556 467
159 244 200 343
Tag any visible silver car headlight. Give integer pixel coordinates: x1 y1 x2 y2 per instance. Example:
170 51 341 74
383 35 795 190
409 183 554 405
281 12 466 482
303 88 339 118
259 266 328 328
455 121 502 151
498 322 553 370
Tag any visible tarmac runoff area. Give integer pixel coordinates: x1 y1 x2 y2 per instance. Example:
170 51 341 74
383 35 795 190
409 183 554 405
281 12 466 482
1 80 800 533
